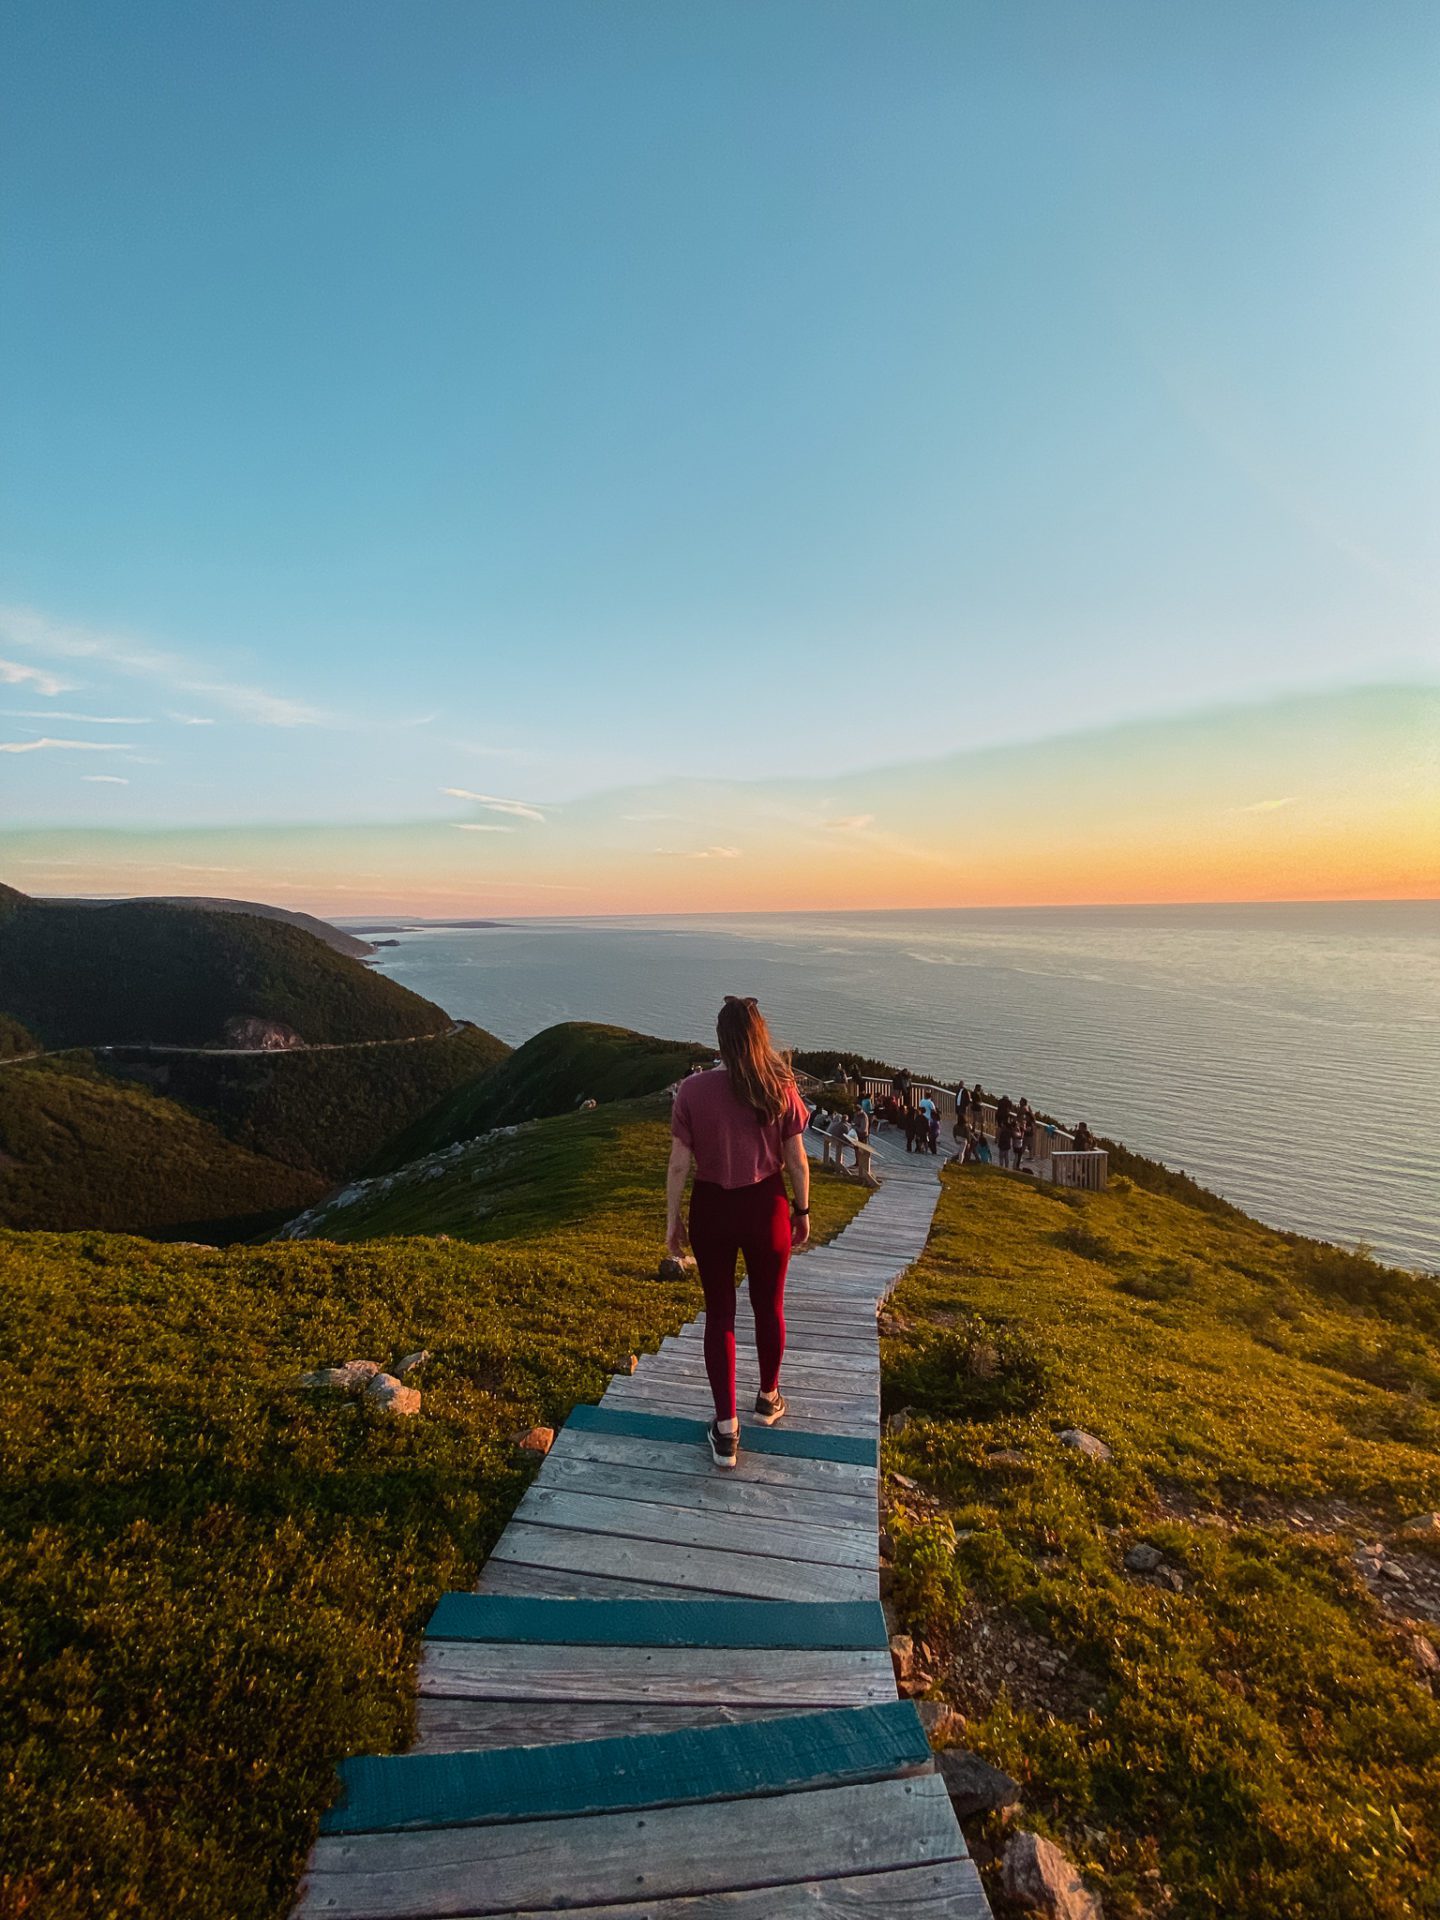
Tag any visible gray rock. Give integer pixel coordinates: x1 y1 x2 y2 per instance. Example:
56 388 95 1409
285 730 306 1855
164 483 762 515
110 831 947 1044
299 1359 381 1395
1380 1561 1410 1583
986 1448 1028 1469
1124 1542 1164 1574
393 1350 432 1379
1401 1512 1440 1537
1408 1634 1439 1677
939 1747 1021 1819
1058 1427 1112 1461
1002 1830 1104 1920
364 1372 422 1416
886 1409 914 1435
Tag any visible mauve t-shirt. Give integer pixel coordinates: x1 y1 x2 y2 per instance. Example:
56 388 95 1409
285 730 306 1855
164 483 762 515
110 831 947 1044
671 1070 809 1189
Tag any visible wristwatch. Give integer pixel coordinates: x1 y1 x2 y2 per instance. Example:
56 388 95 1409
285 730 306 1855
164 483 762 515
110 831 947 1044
791 1204 810 1215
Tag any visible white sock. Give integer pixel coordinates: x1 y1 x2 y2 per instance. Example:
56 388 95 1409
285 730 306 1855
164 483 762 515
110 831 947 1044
718 1416 739 1435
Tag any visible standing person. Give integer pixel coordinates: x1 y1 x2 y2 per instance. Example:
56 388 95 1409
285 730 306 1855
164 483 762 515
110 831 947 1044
917 1090 938 1154
828 1107 851 1171
893 1067 912 1110
666 997 810 1469
956 1082 970 1131
1021 1109 1037 1168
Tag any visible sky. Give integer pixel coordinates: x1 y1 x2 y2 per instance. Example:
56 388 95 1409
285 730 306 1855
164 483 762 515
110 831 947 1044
2 1 1437 914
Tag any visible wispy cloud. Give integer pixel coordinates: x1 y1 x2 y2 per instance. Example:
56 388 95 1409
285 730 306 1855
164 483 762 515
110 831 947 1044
451 822 516 833
2 708 151 724
1 736 134 754
1 605 330 728
82 774 130 784
442 787 547 822
1231 796 1298 815
166 712 216 726
686 845 742 860
0 656 73 696
823 814 875 832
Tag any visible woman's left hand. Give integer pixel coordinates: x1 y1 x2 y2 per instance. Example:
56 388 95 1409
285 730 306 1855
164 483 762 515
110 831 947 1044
666 1218 688 1256
791 1209 810 1248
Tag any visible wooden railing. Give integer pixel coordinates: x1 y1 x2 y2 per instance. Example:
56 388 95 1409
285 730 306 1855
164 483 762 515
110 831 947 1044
846 1075 1106 1188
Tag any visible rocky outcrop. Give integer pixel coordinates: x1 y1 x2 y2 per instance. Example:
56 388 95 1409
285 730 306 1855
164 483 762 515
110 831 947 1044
937 1747 1022 1819
222 1014 304 1050
1002 1830 1103 1919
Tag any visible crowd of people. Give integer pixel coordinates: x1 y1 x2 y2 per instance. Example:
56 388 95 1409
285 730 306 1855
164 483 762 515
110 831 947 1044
809 1062 1093 1181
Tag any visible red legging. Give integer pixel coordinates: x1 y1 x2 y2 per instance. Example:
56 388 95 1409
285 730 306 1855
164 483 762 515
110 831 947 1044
688 1172 791 1421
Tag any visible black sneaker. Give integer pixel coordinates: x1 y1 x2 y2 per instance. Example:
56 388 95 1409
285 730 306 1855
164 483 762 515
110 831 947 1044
708 1420 739 1469
753 1389 787 1426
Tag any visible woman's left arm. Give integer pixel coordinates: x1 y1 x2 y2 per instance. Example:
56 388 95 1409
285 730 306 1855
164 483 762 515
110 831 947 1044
665 1139 693 1255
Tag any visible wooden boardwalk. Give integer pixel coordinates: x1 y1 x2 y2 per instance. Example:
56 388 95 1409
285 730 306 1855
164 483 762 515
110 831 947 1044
294 1135 991 1918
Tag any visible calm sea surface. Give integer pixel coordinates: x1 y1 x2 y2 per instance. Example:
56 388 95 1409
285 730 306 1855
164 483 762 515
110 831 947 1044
352 904 1440 1273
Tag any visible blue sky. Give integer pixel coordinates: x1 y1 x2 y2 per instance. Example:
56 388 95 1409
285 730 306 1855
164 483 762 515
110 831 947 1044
1 1 1436 904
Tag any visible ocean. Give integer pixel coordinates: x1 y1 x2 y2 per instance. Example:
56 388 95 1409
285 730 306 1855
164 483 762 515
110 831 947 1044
350 903 1440 1274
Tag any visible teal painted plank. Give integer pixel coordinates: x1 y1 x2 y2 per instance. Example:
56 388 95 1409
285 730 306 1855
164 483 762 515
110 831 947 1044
424 1594 889 1650
566 1401 878 1467
320 1700 928 1835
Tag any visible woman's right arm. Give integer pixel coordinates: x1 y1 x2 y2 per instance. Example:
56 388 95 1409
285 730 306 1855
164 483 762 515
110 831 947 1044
665 1139 693 1255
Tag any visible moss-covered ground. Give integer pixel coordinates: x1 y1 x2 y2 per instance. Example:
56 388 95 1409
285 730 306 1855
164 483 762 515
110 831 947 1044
0 1102 864 1919
881 1164 1440 1920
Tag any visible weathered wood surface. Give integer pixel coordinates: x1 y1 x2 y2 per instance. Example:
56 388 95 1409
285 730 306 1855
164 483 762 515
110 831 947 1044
466 1859 992 1918
296 1775 963 1918
419 1643 895 1705
546 1424 878 1497
531 1452 878 1532
485 1521 878 1603
413 1698 817 1754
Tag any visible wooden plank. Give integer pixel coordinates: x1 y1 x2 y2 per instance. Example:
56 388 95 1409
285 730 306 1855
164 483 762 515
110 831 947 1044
655 1341 879 1379
486 1522 878 1603
425 1594 889 1649
321 1701 929 1834
412 1698 818 1755
638 1356 878 1398
296 1775 964 1917
476 1561 738 1602
512 1486 875 1570
417 1643 895 1705
566 1402 878 1467
599 1397 879 1443
533 1454 875 1531
604 1378 876 1421
545 1426 878 1499
475 1859 991 1918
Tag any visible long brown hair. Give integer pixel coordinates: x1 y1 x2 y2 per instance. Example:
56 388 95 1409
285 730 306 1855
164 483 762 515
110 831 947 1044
716 995 795 1125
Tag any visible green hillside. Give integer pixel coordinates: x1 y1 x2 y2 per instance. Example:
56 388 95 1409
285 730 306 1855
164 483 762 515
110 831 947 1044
368 1020 711 1171
0 1056 324 1239
115 1022 511 1180
0 889 451 1048
880 1165 1440 1919
0 1105 865 1920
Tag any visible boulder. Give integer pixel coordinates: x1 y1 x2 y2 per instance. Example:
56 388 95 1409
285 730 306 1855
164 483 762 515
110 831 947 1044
1058 1428 1112 1462
1124 1543 1164 1574
986 1448 1028 1469
1407 1633 1439 1677
1400 1511 1440 1539
393 1350 432 1380
1002 1830 1103 1920
889 1634 915 1681
299 1359 381 1395
364 1373 421 1416
937 1747 1021 1819
886 1409 914 1435
516 1425 555 1455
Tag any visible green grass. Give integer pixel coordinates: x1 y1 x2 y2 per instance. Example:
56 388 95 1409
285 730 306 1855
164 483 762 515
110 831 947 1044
881 1165 1440 1919
0 1056 324 1239
367 1020 711 1171
0 1104 867 1919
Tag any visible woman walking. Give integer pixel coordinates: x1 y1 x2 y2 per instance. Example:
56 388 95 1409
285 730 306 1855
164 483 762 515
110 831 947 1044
666 996 811 1469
